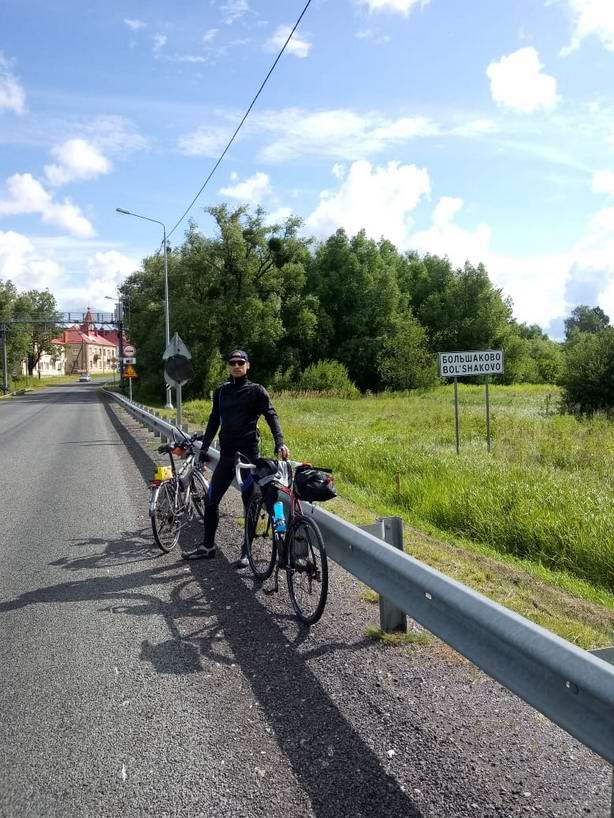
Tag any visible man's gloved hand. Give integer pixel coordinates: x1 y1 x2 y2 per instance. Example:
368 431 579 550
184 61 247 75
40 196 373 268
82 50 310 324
276 444 290 461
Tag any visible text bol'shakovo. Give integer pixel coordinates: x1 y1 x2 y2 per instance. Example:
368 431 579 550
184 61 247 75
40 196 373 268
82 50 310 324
438 350 504 377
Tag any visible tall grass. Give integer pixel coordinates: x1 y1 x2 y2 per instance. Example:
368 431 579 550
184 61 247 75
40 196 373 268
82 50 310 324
161 384 614 594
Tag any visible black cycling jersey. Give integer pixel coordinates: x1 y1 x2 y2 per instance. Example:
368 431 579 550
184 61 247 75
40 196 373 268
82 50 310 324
200 374 284 456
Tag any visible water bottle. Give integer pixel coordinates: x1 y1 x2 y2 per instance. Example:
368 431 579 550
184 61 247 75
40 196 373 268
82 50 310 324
273 501 286 533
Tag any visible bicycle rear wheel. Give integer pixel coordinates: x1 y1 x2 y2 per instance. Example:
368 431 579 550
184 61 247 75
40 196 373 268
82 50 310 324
190 469 209 521
245 493 276 580
286 514 328 625
151 480 181 552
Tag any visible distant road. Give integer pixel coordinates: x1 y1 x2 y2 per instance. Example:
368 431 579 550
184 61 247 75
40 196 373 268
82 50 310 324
0 384 609 818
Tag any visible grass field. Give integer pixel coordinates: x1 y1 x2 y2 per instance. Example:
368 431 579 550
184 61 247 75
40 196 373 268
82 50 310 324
135 383 614 647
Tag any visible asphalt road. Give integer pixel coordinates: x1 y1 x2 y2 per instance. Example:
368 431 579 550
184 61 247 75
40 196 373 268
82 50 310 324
0 384 611 818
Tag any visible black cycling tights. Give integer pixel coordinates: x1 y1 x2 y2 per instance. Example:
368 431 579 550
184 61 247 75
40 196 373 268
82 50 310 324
203 451 257 547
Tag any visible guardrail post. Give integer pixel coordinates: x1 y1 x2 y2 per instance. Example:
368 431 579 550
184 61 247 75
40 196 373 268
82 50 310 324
380 517 407 633
153 412 161 438
359 516 407 633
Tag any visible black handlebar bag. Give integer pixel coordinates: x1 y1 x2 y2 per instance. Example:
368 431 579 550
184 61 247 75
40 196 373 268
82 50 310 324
294 465 337 502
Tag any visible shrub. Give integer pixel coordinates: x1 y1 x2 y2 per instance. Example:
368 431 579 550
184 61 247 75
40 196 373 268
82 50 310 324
296 360 359 397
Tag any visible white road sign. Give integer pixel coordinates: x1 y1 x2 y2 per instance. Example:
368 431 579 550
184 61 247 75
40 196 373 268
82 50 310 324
439 350 504 377
123 344 136 357
121 357 136 364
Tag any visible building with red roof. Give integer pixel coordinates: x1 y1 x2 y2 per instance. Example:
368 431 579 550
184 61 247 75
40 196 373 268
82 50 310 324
51 308 119 374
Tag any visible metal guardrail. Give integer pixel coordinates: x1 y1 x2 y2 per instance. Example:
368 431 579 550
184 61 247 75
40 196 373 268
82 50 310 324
104 389 614 771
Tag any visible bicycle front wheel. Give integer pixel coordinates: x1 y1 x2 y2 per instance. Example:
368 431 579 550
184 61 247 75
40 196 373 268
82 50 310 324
190 469 209 521
286 514 328 625
151 480 181 552
245 493 276 580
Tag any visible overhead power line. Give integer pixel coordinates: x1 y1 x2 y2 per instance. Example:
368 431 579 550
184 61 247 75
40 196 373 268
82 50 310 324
166 0 314 242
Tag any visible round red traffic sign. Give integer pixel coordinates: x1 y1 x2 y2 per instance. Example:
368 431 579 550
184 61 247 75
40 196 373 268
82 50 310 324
123 344 135 356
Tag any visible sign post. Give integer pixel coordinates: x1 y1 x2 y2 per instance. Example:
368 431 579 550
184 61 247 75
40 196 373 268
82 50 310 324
453 377 460 455
163 333 193 427
124 363 138 401
438 350 504 453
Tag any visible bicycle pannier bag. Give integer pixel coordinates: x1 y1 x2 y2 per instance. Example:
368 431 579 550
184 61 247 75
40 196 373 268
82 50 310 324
294 465 337 502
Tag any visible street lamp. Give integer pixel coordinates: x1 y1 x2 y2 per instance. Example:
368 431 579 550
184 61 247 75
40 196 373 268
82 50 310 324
116 207 173 409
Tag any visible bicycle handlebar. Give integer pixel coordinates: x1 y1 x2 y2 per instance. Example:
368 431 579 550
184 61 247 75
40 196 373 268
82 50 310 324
234 452 257 490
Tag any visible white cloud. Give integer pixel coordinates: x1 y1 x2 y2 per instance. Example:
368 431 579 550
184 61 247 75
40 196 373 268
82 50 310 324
409 197 569 326
0 232 138 310
407 195 614 330
80 250 137 305
124 18 147 32
589 206 614 232
358 0 430 14
450 118 497 137
255 108 439 162
44 138 112 186
203 28 219 43
265 25 312 58
331 163 346 180
560 0 614 53
0 230 63 292
153 33 167 54
411 197 492 264
486 47 559 113
178 126 231 157
220 0 249 25
0 173 94 237
0 53 26 115
592 169 614 197
87 115 148 154
265 207 292 226
306 160 430 246
219 172 272 205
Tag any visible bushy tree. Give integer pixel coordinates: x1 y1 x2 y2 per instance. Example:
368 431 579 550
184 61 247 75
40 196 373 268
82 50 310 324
0 283 61 377
122 207 314 399
297 360 358 397
564 305 610 341
560 327 614 414
377 313 437 390
309 230 404 390
402 255 512 353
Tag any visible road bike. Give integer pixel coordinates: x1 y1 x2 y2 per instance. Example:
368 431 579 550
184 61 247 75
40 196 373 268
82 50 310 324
149 429 209 553
235 453 329 626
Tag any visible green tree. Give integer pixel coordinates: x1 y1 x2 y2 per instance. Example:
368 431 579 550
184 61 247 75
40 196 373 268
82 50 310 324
309 230 403 390
122 207 314 399
377 313 437 390
564 305 610 341
560 327 614 414
402 255 512 354
11 289 61 375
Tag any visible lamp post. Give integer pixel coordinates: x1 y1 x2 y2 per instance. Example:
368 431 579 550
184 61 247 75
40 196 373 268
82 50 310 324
116 207 173 409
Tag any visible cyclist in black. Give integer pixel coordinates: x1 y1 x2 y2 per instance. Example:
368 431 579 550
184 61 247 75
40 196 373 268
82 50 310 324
183 349 289 565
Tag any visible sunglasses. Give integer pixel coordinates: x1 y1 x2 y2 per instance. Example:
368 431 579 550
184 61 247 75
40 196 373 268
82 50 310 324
228 359 247 366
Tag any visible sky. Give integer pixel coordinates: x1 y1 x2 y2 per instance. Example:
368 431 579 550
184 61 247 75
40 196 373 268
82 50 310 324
1 0 614 338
